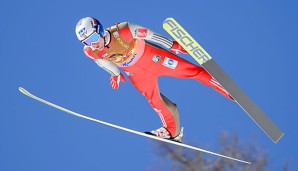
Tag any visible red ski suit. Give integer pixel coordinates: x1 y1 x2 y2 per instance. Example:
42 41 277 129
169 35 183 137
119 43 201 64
83 22 233 137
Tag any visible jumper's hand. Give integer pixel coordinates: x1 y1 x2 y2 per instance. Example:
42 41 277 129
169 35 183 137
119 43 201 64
110 73 126 89
170 41 188 55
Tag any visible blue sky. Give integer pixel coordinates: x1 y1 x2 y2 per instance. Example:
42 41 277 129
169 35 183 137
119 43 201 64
1 0 297 170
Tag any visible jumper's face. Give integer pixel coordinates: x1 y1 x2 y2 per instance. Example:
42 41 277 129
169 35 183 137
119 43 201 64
91 37 104 50
82 32 104 50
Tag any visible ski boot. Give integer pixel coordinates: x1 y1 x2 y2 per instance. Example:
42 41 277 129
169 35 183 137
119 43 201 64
145 127 184 143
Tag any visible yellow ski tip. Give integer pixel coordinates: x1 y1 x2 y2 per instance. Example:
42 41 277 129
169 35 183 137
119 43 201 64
162 17 175 28
163 17 213 65
164 17 174 21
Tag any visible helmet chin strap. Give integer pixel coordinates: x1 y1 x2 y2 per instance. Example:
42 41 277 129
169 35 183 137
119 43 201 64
104 31 111 47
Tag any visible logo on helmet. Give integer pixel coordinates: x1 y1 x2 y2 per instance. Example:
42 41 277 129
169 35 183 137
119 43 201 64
78 27 88 39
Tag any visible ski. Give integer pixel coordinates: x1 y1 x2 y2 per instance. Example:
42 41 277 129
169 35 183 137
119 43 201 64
163 18 284 143
19 87 250 164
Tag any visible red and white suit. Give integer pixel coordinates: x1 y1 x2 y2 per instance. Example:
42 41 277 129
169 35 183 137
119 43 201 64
83 22 233 137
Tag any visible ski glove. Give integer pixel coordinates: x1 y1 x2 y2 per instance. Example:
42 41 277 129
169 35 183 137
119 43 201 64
170 41 188 55
110 73 126 89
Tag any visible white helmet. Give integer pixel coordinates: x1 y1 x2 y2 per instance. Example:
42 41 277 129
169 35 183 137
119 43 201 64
75 17 106 42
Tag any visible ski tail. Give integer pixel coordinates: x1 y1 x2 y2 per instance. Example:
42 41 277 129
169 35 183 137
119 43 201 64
203 59 284 143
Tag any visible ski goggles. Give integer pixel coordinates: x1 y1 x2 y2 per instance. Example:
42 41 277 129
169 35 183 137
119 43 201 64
81 32 101 46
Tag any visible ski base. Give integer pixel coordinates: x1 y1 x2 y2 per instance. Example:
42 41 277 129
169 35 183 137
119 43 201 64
19 87 250 164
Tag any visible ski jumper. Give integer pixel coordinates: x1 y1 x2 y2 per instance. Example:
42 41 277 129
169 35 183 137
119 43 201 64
83 22 233 137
